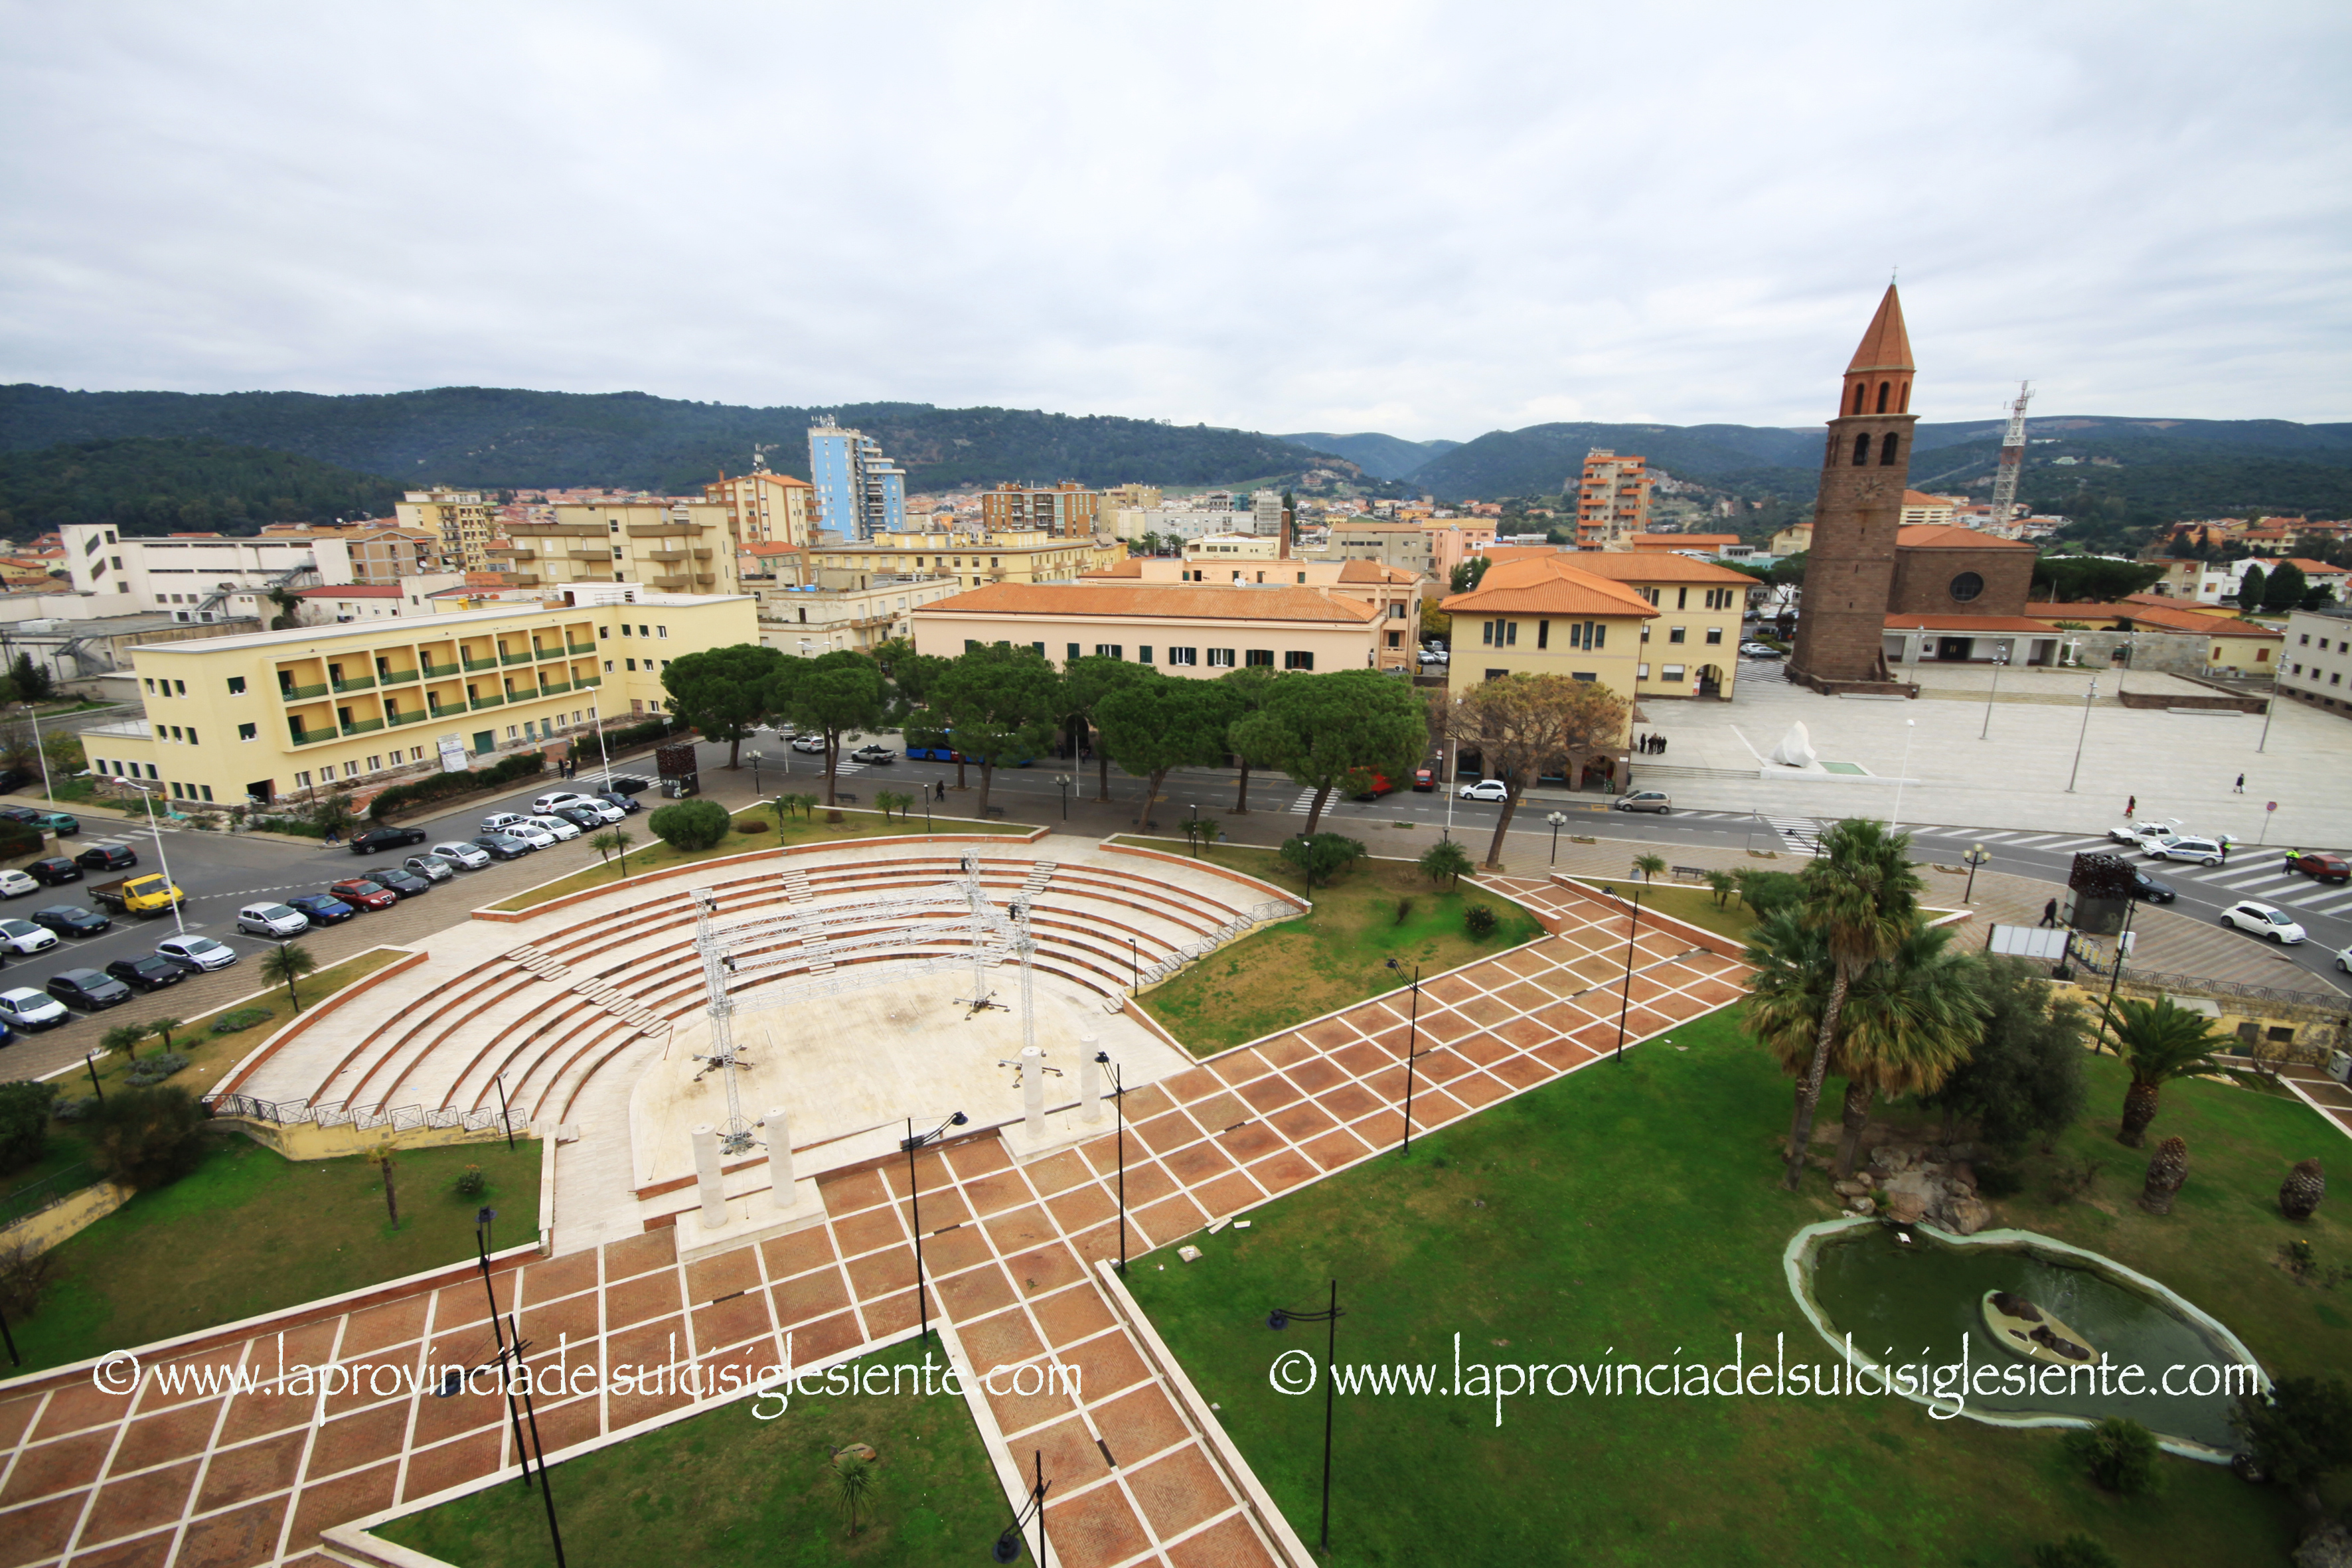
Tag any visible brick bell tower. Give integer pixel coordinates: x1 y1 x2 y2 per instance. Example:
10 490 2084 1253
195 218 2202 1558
1788 285 1919 694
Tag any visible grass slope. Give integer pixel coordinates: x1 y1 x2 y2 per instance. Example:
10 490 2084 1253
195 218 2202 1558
1127 1006 2346 1565
378 1337 1008 1568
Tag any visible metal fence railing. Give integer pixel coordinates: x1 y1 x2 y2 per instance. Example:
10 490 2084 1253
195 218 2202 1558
2111 967 2351 1015
0 1161 102 1231
1103 900 1302 1011
202 1093 528 1137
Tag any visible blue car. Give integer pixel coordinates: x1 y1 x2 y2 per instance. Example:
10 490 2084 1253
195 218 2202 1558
286 894 356 925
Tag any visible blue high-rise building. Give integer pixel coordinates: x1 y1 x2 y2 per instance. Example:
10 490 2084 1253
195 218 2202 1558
807 420 909 540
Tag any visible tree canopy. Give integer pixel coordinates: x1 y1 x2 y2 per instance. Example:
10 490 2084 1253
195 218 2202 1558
1230 669 1427 836
661 643 785 769
927 644 1060 816
772 651 886 805
1096 672 1235 828
1444 672 1628 868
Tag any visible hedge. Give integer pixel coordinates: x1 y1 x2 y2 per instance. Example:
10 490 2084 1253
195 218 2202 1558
368 751 546 821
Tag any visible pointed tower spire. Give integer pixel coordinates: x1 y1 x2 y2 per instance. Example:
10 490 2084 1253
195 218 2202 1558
1846 284 1915 373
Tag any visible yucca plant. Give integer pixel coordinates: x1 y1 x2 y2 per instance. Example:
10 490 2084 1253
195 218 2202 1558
2280 1157 2325 1221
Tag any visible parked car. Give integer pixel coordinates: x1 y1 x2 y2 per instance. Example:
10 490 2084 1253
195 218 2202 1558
430 841 492 870
104 955 186 993
2130 870 2177 904
1350 773 1395 801
0 986 69 1031
2336 943 2351 975
2220 900 2305 944
362 866 432 898
327 878 399 911
155 933 238 973
30 813 78 836
2148 834 2226 866
236 902 311 937
90 873 184 919
469 833 530 861
351 826 429 856
27 857 81 886
2110 817 2183 848
1741 645 1785 660
74 842 136 871
285 893 356 925
604 775 654 797
524 814 582 841
1457 779 1511 803
2283 851 2351 884
505 823 558 849
0 918 58 955
849 745 897 765
1612 789 1673 813
46 968 131 1010
790 734 828 753
30 904 110 937
548 795 623 823
532 791 611 816
1411 767 1435 792
401 852 455 882
481 812 534 834
0 869 35 899
554 805 607 830
595 790 643 815
0 806 42 826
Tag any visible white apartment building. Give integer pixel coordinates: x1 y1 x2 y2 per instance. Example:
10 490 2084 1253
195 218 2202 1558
58 523 323 621
2278 603 2352 722
751 577 965 657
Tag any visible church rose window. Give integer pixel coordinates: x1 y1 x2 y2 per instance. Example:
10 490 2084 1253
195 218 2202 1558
1949 572 1984 603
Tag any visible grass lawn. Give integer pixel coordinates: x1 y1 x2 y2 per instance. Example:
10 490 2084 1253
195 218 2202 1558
1566 876 1759 944
1126 1004 2348 1567
377 1336 1011 1567
1133 842 1546 1054
5 1136 540 1374
487 809 1030 911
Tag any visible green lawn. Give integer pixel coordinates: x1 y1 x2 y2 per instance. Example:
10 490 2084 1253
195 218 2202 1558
1126 1006 2347 1567
378 1336 1012 1567
5 1136 540 1373
1569 876 1759 943
1135 843 1545 1054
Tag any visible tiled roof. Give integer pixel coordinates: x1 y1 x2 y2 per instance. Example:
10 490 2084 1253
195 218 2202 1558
293 584 402 598
1897 524 2033 550
1336 560 1420 584
1565 552 1757 586
1883 614 2068 633
1845 283 1915 373
1901 490 1956 507
1620 533 1741 548
911 582 1380 623
1440 556 1658 618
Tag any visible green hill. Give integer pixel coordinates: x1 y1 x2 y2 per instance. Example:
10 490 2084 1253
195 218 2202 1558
1276 431 1460 481
0 436 406 538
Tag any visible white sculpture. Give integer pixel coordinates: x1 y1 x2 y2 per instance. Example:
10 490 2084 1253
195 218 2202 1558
1766 722 1819 770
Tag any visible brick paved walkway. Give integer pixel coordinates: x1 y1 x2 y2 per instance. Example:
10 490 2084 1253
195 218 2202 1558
0 879 1747 1568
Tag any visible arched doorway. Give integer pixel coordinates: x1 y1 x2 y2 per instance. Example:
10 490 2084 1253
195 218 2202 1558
1696 663 1724 698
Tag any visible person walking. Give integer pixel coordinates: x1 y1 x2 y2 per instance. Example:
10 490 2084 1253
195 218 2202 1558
2039 897 2059 927
2233 773 2245 793
2125 795 2136 818
2218 832 2233 864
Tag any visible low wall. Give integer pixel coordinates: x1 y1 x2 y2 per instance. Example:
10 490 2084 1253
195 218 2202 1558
0 1179 130 1256
2117 688 2264 714
222 1117 520 1161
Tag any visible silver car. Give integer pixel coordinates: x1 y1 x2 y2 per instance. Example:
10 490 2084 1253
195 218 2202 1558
401 852 455 882
1612 789 1672 814
0 917 58 956
237 902 310 937
431 841 492 870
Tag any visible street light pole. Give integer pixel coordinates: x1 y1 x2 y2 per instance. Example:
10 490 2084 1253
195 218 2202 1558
1095 1051 1126 1273
900 1112 967 1345
2256 690 2278 753
2065 676 2098 793
127 782 187 935
1979 653 2006 740
1614 886 1643 1065
1545 811 1566 866
1385 959 1422 1154
1890 718 1916 834
1054 774 1069 821
1264 1281 1344 1551
589 702 613 791
1961 844 1990 903
23 704 51 803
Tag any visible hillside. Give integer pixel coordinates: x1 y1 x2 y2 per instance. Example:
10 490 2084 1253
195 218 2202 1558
1276 430 1460 480
0 385 1356 497
0 436 406 538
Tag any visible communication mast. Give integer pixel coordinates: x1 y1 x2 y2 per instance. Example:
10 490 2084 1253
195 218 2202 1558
1988 381 2033 528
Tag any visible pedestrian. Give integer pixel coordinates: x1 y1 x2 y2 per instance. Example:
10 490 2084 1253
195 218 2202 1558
2218 833 2232 864
1658 736 1668 755
2233 773 2245 793
935 779 946 803
2038 897 2058 928
2125 795 2136 818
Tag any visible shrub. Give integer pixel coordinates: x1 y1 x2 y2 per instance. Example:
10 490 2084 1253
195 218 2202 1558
648 797 732 852
210 1006 275 1035
251 815 327 838
52 1095 97 1123
0 818 40 859
2065 1416 2162 1496
734 817 771 833
0 1080 59 1173
124 1052 191 1088
453 1164 487 1198
2030 1536 2118 1568
1278 832 1366 891
0 1239 59 1318
1419 839 1473 889
1393 897 1414 927
1464 903 1499 938
85 1085 211 1191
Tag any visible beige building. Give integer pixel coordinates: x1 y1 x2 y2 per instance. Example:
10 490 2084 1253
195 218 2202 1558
1439 553 1656 728
1561 552 1751 700
79 589 757 809
1899 490 1960 527
703 469 817 547
493 501 744 596
396 489 501 572
1576 449 1652 548
1770 522 1814 556
911 582 1385 674
1088 554 1425 670
980 481 1102 537
1304 519 1498 581
747 529 1120 593
1182 533 1283 563
740 562 965 657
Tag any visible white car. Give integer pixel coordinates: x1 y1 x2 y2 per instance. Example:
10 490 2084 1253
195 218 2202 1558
532 791 614 818
431 841 491 870
0 987 70 1031
2221 901 2306 945
790 735 827 753
1458 779 1511 802
2335 943 2351 975
505 823 558 850
2147 834 2226 866
0 868 35 899
2109 817 2183 848
236 902 311 937
524 814 582 842
156 934 239 973
481 811 534 834
0 917 58 955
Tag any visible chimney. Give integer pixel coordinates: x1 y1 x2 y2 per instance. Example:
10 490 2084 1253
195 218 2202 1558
1279 512 1292 560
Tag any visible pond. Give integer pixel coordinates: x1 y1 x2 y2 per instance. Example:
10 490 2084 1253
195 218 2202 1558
1790 1219 2262 1456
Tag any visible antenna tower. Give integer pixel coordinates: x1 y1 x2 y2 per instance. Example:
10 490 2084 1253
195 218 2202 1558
1988 381 2033 528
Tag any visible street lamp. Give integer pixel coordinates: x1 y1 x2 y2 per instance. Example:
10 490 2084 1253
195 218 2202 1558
473 1210 537 1498
991 1450 1052 1565
589 702 614 792
1053 773 1070 821
900 1112 968 1345
2257 690 2278 754
1979 652 2007 740
1264 1281 1345 1550
1384 959 1425 1154
1095 1050 1127 1273
1614 886 1643 1065
1545 811 1567 866
1889 718 1916 834
123 781 187 934
749 750 763 795
2065 676 2098 793
1960 844 1990 903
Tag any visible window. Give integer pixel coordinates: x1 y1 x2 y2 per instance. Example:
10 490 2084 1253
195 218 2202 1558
599 625 611 639
1705 627 1723 645
226 676 246 694
366 755 382 771
1094 644 1123 659
1246 649 1275 667
169 726 183 742
1571 672 1596 682
625 658 637 670
1284 651 1315 670
657 626 668 638
1387 631 1401 649
1482 619 1518 647
1566 621 1605 651
1208 649 1235 668
1031 641 1046 656
237 722 257 742
507 726 520 740
295 770 311 789
603 659 615 672
1638 663 1650 678
144 678 155 693
1663 665 1686 682
620 624 631 637
1668 627 1686 644
1676 587 1688 609
660 660 670 669
1486 668 1508 681
1138 646 1154 664
1948 572 1984 603
1879 434 1901 466
1851 383 1867 415
1537 619 1549 649
1168 647 1198 666
1852 433 1871 466
1067 642 1081 661
1389 602 1405 618
187 728 197 745
1876 380 1891 413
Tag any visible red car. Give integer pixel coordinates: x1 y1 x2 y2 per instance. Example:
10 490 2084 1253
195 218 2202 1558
327 878 399 911
2284 852 2351 884
1350 772 1395 801
1411 768 1435 792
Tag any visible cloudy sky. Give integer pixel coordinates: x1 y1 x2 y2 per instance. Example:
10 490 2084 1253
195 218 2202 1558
2 3 2345 437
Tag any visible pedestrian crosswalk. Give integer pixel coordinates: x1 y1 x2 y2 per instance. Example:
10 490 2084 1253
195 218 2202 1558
1764 815 1822 856
1289 789 1317 815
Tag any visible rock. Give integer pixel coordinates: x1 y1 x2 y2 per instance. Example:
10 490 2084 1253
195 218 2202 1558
2292 1522 2352 1568
1847 1196 1875 1215
1947 1162 1976 1190
1805 1153 1833 1172
1944 1198 1992 1236
1885 1190 1928 1225
831 1443 878 1466
1832 1179 1869 1198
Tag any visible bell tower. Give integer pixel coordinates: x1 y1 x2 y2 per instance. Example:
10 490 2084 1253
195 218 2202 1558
1788 285 1920 693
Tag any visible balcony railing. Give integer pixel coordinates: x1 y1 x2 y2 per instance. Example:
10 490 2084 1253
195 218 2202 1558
576 674 603 688
499 651 535 666
537 680 571 696
535 645 564 661
379 669 419 685
420 661 463 678
462 655 499 672
469 694 506 710
340 718 384 736
387 709 429 726
428 701 467 718
279 682 329 700
287 722 320 744
567 641 597 655
331 674 376 693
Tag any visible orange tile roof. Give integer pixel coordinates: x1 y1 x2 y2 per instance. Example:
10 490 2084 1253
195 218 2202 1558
1846 284 1915 373
1335 560 1421 584
1563 552 1757 586
1621 533 1740 549
1883 614 2067 633
1897 524 2033 550
1901 490 1957 507
911 582 1379 624
1440 556 1659 618
2278 558 2349 574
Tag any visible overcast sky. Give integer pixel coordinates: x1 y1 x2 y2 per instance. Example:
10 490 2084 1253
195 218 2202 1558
2 3 2346 438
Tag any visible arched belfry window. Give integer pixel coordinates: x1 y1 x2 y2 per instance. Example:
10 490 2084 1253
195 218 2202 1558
1852 433 1872 466
1897 381 1910 412
1879 433 1901 465
1852 384 1867 415
1876 381 1891 413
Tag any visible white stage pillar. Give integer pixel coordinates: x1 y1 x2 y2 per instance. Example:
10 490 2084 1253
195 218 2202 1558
691 1123 726 1226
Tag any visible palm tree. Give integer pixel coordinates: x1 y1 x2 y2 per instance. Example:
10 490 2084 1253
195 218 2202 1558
100 1021 153 1060
1419 840 1473 890
1632 853 1668 884
1705 870 1736 908
145 1016 187 1056
1779 819 1921 1190
589 830 623 864
2112 996 2226 1147
262 941 317 1014
1825 923 1986 1178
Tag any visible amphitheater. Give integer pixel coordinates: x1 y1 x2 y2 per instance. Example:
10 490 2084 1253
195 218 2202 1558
1 830 1753 1568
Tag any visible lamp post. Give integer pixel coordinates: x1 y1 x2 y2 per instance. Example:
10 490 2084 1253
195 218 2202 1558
1979 652 2007 740
900 1112 967 1345
1383 959 1424 1154
473 1210 536 1496
2257 690 2278 754
22 703 52 803
1545 810 1567 865
493 1071 516 1153
123 781 187 935
506 1305 569 1568
2065 677 2098 793
1614 886 1643 1065
1889 718 1916 834
749 750 763 795
2094 896 2140 1054
589 702 614 791
1095 1050 1127 1273
990 1449 1052 1565
1960 844 1990 903
1053 773 1069 821
1264 1281 1345 1550
83 1050 104 1103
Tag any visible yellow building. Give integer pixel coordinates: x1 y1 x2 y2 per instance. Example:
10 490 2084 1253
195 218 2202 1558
493 501 744 596
1439 554 1656 714
911 583 1383 674
395 489 501 572
80 591 757 809
1560 551 1752 700
751 528 1121 593
703 469 816 546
